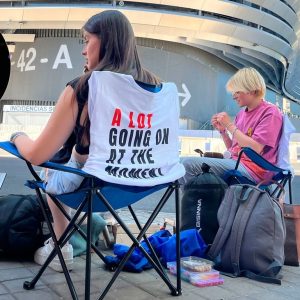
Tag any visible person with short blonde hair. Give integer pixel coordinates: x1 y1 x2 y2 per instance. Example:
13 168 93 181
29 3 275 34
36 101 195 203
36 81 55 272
180 67 283 186
226 67 266 98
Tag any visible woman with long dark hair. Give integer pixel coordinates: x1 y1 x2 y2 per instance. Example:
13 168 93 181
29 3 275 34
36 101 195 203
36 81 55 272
10 10 165 272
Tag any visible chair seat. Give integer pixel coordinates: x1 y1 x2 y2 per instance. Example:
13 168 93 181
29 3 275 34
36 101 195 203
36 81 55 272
27 178 169 212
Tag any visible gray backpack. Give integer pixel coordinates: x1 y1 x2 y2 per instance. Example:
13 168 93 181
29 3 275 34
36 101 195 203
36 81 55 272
208 184 286 284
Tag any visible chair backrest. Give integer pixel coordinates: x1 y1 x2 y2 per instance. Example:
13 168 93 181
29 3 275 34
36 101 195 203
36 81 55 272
82 71 185 186
276 114 296 174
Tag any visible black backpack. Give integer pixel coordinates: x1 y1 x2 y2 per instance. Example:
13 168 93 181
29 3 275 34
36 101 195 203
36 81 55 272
0 194 47 258
181 163 228 245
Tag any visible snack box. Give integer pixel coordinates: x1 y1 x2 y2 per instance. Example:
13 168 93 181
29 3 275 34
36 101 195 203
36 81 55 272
167 261 220 283
167 257 214 273
190 277 224 287
181 256 214 272
167 261 224 287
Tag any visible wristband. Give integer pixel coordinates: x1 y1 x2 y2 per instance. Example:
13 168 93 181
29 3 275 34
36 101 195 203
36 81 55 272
10 131 27 143
219 129 227 135
232 127 238 138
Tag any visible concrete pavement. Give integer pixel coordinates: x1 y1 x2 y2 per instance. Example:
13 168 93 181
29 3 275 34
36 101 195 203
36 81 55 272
1 157 300 299
1 212 300 299
1 242 300 300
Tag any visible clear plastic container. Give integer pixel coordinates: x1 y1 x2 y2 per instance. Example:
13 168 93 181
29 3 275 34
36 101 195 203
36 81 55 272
167 261 220 283
181 256 213 272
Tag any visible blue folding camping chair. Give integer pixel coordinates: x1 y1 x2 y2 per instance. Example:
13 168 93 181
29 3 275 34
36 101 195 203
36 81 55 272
0 72 186 299
0 141 183 299
223 147 293 202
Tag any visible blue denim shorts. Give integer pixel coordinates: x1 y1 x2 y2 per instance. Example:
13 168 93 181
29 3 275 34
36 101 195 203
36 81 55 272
45 156 85 195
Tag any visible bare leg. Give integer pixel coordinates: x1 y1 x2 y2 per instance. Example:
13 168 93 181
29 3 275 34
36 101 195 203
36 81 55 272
44 148 87 239
34 168 74 272
47 195 71 239
44 168 71 239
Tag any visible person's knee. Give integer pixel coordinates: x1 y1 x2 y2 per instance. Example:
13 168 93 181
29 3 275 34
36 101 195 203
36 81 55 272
181 157 195 171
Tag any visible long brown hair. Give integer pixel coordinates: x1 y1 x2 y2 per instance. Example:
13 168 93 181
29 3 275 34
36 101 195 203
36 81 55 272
76 10 160 146
81 10 160 85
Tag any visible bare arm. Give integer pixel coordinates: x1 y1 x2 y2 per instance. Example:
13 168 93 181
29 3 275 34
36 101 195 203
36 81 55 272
220 131 233 149
226 122 264 154
13 85 78 165
211 113 233 149
217 112 264 154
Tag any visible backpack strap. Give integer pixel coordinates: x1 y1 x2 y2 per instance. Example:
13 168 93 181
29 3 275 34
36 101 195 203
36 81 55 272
217 262 282 284
208 185 245 259
229 187 263 275
241 261 282 285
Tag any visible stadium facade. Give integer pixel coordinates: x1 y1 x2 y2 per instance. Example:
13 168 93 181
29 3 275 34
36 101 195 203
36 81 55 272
1 0 300 130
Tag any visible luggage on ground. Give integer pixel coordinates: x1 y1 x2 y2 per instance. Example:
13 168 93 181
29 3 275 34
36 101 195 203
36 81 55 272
0 194 46 258
181 163 228 245
283 202 300 266
208 183 286 284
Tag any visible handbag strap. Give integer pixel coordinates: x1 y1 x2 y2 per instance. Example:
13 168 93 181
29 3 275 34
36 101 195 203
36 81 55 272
284 212 300 219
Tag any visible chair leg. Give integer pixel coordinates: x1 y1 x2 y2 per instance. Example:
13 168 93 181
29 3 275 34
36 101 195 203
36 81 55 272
288 176 293 204
85 189 93 299
96 185 180 299
128 205 166 274
27 186 117 300
23 164 108 299
175 181 181 295
23 188 78 300
24 188 98 300
49 195 107 261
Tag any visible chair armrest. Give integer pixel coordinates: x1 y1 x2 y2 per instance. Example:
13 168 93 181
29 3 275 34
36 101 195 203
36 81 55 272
0 141 24 159
0 141 92 178
235 147 288 174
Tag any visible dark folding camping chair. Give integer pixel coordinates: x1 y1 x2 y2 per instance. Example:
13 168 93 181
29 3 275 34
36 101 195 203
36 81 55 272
0 72 186 299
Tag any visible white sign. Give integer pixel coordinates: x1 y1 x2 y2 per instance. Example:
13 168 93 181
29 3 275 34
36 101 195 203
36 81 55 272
3 105 54 113
178 83 191 107
0 173 6 189
12 44 73 72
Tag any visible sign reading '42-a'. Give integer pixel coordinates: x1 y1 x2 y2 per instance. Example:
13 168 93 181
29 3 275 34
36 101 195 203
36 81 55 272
5 37 84 101
14 44 73 72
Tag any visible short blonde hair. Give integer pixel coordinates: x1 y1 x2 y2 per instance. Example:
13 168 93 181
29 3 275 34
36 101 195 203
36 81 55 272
226 67 266 98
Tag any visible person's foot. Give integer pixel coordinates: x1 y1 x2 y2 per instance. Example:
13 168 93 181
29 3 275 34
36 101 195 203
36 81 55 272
34 238 73 272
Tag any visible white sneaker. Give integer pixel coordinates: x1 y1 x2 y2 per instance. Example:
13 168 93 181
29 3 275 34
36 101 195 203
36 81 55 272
34 238 73 272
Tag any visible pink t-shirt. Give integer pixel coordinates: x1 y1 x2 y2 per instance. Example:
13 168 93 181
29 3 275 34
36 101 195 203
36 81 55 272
229 100 283 182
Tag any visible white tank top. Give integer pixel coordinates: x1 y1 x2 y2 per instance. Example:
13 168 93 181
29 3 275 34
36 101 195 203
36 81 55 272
83 71 185 186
